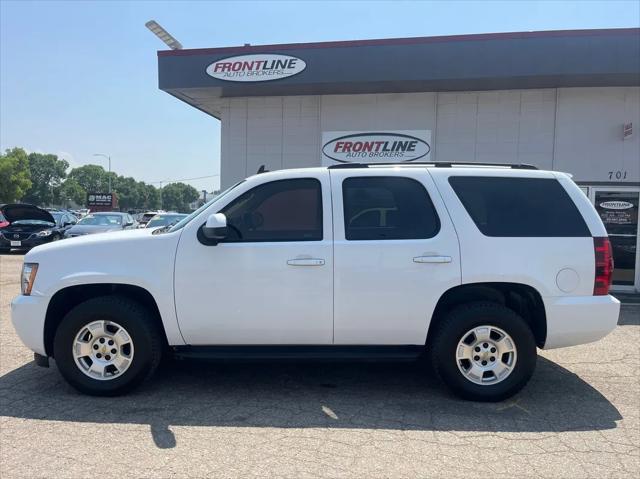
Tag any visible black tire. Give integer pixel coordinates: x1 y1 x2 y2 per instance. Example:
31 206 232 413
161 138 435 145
53 295 163 396
429 301 536 402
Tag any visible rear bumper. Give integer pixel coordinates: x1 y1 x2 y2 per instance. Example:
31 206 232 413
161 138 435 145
543 294 620 349
11 294 48 356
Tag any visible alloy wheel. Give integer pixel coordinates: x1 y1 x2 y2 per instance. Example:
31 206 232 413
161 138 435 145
455 325 517 385
72 320 135 380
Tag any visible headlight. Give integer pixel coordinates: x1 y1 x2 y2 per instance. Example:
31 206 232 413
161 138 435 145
21 263 39 295
36 230 52 237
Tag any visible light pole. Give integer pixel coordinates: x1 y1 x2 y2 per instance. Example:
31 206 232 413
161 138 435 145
145 20 183 50
93 153 111 193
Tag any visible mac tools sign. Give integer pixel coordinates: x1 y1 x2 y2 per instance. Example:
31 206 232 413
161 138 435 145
322 131 432 165
206 54 306 82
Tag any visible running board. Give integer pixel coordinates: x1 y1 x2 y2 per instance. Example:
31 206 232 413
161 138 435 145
172 345 425 362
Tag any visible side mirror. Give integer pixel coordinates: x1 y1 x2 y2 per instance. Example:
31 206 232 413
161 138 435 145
125 221 133 227
202 213 228 241
63 222 72 227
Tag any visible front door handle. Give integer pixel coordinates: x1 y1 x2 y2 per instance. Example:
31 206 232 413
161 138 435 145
287 258 325 266
413 255 452 264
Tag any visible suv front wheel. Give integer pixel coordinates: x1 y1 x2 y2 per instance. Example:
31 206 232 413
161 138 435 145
53 295 163 396
430 301 537 402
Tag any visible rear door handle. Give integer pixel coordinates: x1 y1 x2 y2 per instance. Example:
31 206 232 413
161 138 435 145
413 255 452 264
287 258 325 266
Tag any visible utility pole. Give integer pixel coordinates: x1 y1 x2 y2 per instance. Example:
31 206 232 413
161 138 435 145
93 153 112 193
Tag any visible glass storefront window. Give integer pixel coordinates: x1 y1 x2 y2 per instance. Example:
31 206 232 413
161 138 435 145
594 191 639 287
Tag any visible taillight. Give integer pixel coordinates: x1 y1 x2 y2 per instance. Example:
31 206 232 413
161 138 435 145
593 237 614 295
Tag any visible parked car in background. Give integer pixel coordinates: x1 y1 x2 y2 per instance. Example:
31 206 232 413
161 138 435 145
51 211 78 228
0 204 75 252
145 213 187 229
0 212 9 229
64 212 136 238
137 211 163 228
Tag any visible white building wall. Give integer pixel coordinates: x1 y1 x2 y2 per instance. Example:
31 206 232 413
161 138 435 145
219 98 248 184
435 89 556 169
320 93 437 135
218 87 640 188
554 87 640 183
282 96 321 170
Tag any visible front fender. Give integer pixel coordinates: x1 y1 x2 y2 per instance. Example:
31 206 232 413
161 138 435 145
24 229 186 346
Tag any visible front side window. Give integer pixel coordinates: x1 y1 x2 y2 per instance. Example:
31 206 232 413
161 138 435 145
342 176 440 240
220 178 323 242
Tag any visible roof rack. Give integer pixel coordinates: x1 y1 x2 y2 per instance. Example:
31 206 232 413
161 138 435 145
327 162 538 170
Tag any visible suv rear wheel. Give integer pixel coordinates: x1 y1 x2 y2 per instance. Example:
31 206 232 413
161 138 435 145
53 295 163 396
430 301 536 402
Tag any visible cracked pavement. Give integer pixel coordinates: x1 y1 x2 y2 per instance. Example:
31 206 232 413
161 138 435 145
1 253 638 478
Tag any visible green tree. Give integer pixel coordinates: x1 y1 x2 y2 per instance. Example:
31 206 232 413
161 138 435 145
161 182 199 212
141 183 161 210
23 153 69 206
111 175 141 210
57 178 86 207
0 148 32 203
68 164 110 193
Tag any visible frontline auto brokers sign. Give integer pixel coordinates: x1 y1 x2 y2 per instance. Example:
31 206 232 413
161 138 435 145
322 130 431 165
206 54 306 82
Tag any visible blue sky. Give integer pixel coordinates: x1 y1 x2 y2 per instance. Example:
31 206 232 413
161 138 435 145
1 0 638 192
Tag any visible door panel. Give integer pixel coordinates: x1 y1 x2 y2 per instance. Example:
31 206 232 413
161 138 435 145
330 169 461 345
174 171 333 344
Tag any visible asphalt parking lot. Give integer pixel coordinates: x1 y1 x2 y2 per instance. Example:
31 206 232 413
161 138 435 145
1 253 638 478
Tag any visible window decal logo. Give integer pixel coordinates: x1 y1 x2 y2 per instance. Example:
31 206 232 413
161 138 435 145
599 201 634 210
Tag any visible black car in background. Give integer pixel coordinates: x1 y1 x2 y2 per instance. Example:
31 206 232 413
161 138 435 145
0 204 76 252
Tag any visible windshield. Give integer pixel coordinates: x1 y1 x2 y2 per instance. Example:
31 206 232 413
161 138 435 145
78 214 122 226
168 181 245 233
146 214 187 228
52 213 63 223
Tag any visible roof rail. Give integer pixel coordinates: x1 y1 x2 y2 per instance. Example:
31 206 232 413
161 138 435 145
327 162 538 170
325 163 369 169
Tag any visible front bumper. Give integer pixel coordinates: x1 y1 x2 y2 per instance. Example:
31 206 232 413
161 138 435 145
11 294 48 356
543 294 620 349
0 235 53 251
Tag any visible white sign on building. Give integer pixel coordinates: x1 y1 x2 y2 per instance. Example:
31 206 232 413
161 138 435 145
321 130 432 165
206 54 306 82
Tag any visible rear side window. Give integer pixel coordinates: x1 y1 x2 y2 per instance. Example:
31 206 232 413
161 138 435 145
221 178 323 242
342 176 440 240
448 176 590 237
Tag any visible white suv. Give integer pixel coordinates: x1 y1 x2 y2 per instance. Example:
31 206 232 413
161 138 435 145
11 163 620 401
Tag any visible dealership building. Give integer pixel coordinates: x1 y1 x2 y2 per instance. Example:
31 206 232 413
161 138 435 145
157 28 640 291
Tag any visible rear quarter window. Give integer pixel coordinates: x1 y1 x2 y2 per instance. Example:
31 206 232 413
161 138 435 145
448 176 590 237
